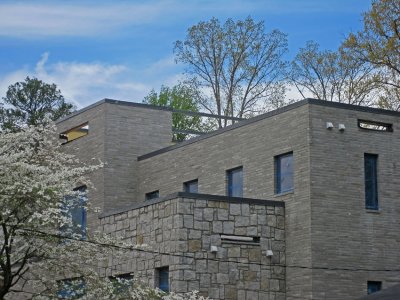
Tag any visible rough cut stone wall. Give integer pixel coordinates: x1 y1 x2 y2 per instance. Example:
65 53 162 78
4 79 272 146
100 195 286 300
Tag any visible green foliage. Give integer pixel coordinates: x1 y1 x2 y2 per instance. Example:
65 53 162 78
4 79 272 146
143 84 202 141
0 77 75 131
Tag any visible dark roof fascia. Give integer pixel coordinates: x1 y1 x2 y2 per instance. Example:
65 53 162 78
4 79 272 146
307 98 400 117
138 98 400 161
56 98 172 124
138 99 308 160
56 98 245 124
99 192 284 218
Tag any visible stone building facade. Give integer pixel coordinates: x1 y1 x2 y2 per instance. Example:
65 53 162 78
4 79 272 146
56 98 400 300
100 194 285 300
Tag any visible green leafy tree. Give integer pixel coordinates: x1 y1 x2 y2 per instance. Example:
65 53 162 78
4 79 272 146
0 77 75 131
343 0 400 109
143 84 203 141
174 17 288 128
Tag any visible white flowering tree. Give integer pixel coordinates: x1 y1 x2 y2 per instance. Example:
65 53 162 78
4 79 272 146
0 124 206 300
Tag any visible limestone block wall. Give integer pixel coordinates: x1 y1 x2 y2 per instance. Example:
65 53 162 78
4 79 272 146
57 101 107 231
137 103 313 299
308 103 400 299
57 100 173 230
100 194 286 300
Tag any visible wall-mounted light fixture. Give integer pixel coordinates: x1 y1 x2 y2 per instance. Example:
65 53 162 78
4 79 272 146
326 122 334 129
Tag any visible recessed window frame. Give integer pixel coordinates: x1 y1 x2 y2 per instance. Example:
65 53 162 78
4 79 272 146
183 179 198 193
61 185 87 240
221 234 260 245
358 119 393 132
109 273 134 295
156 266 169 293
57 277 86 299
60 122 89 144
226 166 243 197
145 190 159 201
364 153 379 210
275 152 294 194
367 281 382 295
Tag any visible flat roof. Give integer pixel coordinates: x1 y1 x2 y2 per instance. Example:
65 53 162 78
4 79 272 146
57 98 243 124
56 98 173 123
56 97 400 160
138 98 400 160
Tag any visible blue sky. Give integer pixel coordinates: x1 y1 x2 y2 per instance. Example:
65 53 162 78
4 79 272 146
0 0 371 108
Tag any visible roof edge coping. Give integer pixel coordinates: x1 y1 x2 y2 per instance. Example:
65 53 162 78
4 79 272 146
138 98 400 161
99 192 284 218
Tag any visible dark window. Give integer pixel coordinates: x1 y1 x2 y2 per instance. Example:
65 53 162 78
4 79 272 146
367 281 382 294
184 179 198 193
110 273 134 295
221 234 260 244
275 152 294 194
358 119 393 132
145 190 159 201
61 186 87 240
364 154 378 210
227 167 243 197
157 267 169 292
57 278 85 299
60 123 89 144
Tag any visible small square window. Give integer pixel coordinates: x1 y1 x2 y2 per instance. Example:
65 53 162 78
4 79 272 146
184 179 198 193
226 167 243 197
110 273 134 295
367 281 382 294
275 152 294 194
156 267 169 292
145 190 159 201
57 278 85 299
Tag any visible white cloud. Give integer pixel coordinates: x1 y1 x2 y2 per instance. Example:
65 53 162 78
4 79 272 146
0 2 167 37
0 0 366 38
0 53 183 108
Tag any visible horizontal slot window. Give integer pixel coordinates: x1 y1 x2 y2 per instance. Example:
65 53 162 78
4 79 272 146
358 119 393 132
221 234 260 244
60 122 89 144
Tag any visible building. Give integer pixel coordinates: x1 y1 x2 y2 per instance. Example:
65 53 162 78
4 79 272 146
56 98 400 300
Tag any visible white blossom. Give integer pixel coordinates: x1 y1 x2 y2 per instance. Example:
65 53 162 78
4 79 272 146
0 123 207 300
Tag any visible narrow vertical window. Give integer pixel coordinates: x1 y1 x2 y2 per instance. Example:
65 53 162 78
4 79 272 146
364 154 378 210
367 281 382 294
275 152 294 194
61 186 87 240
184 179 198 193
227 167 243 197
157 267 169 292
